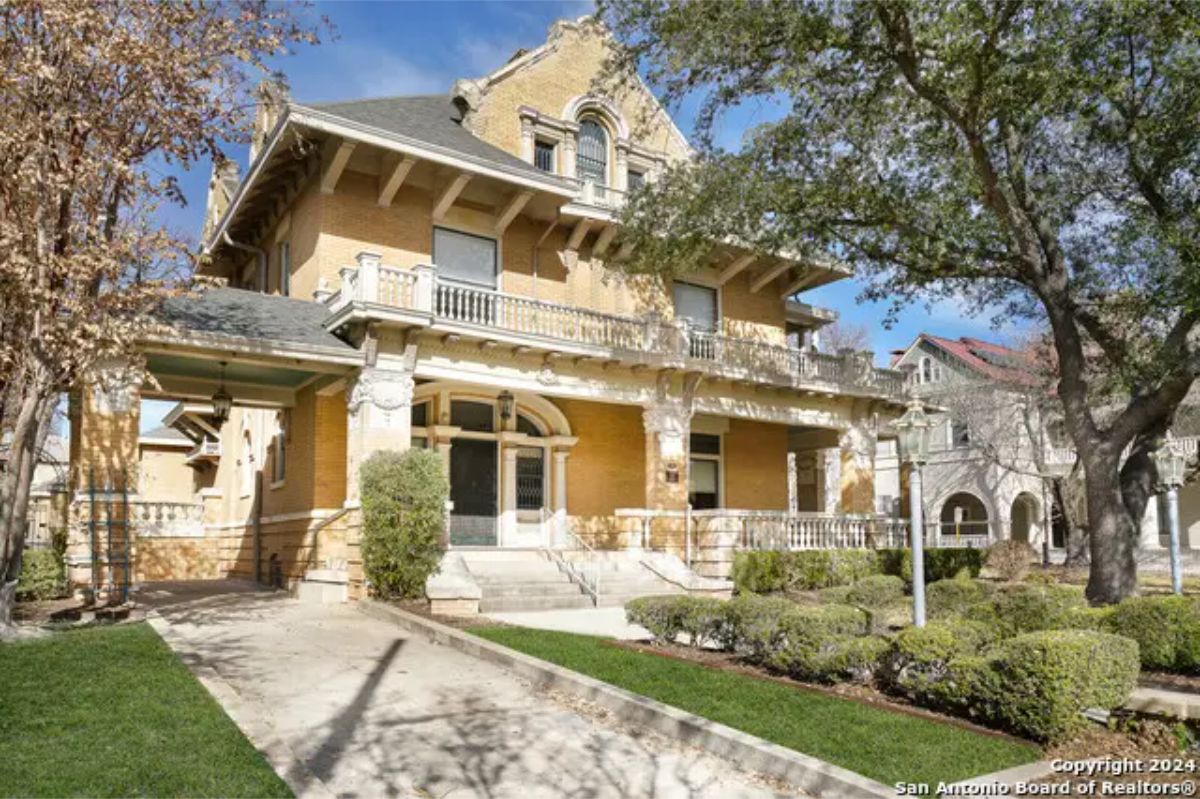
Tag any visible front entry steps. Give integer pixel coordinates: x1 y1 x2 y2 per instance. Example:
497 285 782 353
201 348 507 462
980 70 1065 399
296 559 348 604
459 549 685 614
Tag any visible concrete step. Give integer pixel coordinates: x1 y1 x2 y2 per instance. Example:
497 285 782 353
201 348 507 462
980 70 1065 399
304 568 348 584
296 579 348 604
480 583 589 598
472 573 578 585
479 594 597 613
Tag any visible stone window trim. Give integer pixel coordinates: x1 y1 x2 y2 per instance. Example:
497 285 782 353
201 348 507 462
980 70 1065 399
518 104 668 189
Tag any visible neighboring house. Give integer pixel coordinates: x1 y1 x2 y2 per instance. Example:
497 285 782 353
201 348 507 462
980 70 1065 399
2 434 69 551
876 334 1196 558
65 18 915 607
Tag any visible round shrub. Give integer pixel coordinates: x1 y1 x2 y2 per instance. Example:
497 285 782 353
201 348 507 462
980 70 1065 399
360 449 449 600
927 576 995 618
974 583 1087 637
15 549 66 601
975 630 1139 742
730 551 784 594
817 585 853 604
765 604 872 678
845 574 905 608
807 635 892 684
877 547 985 583
1060 605 1117 632
885 620 995 702
722 594 802 659
864 600 912 633
985 540 1038 582
626 595 729 648
731 550 883 595
1109 595 1200 673
626 596 687 643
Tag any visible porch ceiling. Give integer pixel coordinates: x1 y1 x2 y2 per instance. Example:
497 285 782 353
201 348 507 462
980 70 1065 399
143 352 343 408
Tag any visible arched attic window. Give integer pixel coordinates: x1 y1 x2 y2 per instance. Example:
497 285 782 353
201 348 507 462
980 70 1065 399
576 117 609 188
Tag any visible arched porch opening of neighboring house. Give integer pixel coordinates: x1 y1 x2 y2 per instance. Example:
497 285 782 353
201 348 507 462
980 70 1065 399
409 381 576 550
938 491 991 543
1009 492 1041 545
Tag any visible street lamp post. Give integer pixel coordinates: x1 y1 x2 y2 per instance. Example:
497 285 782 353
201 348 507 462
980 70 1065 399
1152 432 1188 595
895 399 933 627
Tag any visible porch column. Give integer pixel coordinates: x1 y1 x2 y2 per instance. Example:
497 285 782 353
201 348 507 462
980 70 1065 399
497 432 526 548
67 357 144 600
553 449 569 547
345 363 414 504
427 425 461 477
641 397 692 555
820 448 841 512
787 452 799 513
839 406 877 514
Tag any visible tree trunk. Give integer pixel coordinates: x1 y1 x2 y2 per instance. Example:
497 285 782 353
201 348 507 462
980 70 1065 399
0 580 15 629
1085 452 1140 604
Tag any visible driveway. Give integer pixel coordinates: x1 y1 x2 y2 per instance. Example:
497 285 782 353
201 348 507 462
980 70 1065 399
144 583 789 799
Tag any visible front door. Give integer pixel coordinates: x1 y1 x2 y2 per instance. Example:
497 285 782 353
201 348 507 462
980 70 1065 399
449 439 498 546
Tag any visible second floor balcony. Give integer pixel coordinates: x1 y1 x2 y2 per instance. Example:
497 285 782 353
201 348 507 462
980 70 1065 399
321 252 908 400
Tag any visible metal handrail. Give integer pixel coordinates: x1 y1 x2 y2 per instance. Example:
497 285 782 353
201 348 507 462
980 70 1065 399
543 511 600 605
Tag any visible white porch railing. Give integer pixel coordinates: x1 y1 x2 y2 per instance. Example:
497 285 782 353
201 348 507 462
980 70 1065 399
130 500 204 538
324 254 909 400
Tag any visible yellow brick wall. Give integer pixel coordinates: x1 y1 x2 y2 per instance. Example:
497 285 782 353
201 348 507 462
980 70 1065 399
554 398 646 516
720 271 787 343
468 21 690 162
137 445 195 503
260 386 347 517
723 418 789 510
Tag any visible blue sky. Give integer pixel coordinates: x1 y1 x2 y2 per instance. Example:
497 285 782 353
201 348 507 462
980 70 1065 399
142 0 1008 430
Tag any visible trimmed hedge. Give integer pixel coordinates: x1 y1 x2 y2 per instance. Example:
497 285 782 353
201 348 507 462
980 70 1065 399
885 620 995 705
764 604 873 679
16 549 66 601
972 630 1139 742
845 574 905 608
877 548 985 583
360 449 449 599
966 583 1086 637
926 577 995 618
731 548 984 595
626 595 729 648
730 550 879 593
1108 596 1200 673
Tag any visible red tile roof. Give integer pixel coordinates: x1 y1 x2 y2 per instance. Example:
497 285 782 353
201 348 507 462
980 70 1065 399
900 334 1044 386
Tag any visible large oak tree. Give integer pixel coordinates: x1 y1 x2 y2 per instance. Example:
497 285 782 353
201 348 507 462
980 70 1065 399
599 0 1200 603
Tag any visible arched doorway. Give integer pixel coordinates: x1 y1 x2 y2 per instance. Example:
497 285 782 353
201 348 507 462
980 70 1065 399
939 492 990 541
1010 493 1040 544
410 383 574 548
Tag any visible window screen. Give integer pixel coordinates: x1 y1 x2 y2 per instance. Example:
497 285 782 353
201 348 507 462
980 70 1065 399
433 227 497 288
672 282 718 331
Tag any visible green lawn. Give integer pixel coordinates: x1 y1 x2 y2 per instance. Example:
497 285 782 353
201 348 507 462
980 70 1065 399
472 626 1040 787
0 623 290 798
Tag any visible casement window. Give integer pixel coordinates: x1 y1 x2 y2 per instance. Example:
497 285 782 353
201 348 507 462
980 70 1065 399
576 118 609 187
688 433 721 510
433 227 498 289
278 242 290 297
534 140 556 173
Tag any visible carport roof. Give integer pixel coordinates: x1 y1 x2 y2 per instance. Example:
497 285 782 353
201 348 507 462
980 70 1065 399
157 287 356 355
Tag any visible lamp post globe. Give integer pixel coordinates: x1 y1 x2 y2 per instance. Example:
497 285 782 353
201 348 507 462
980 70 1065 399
1153 432 1188 595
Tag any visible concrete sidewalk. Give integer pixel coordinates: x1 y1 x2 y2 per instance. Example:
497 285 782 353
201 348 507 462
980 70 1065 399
148 583 791 798
484 606 652 639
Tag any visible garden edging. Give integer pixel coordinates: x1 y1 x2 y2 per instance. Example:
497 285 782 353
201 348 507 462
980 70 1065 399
358 599 894 799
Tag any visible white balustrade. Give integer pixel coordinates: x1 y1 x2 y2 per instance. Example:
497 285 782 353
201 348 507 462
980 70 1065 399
130 500 205 538
334 253 907 398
